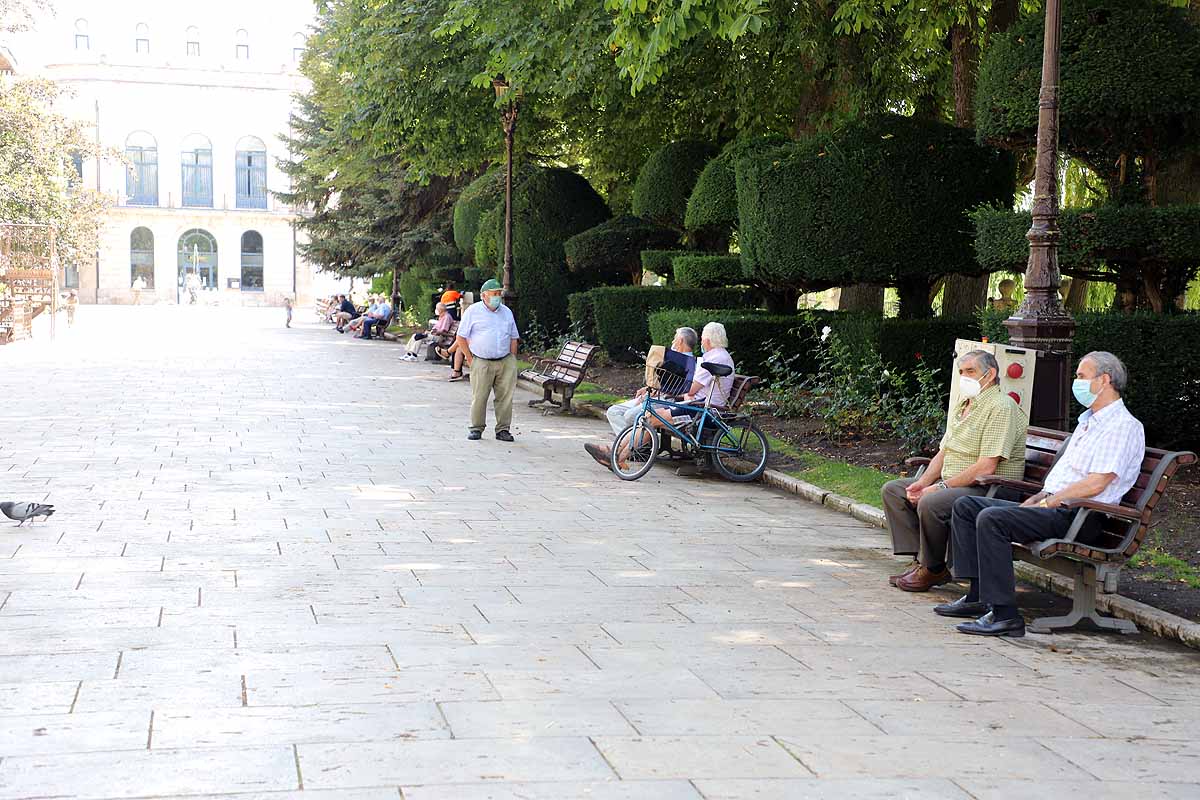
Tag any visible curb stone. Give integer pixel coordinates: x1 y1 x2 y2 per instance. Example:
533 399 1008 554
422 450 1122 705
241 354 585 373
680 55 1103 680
520 379 1200 650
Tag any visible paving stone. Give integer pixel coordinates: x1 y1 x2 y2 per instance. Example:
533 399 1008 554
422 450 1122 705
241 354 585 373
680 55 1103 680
846 700 1097 738
401 780 702 799
692 778 973 799
958 779 1200 800
439 699 638 738
0 711 150 755
614 698 881 738
297 738 614 787
592 736 810 780
1039 736 1200 782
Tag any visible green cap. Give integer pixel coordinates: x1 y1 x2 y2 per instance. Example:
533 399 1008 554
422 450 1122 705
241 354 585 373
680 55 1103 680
480 278 503 292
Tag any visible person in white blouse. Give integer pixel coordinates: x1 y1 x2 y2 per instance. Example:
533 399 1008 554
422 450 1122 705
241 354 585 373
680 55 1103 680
935 351 1145 637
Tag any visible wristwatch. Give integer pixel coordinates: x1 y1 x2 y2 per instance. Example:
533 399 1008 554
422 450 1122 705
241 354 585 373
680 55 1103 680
936 480 948 490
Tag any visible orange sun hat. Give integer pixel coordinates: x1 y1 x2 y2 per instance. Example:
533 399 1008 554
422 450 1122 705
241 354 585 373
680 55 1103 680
440 290 462 305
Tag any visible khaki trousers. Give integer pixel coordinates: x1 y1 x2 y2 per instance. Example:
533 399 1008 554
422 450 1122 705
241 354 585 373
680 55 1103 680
881 477 987 570
469 353 517 433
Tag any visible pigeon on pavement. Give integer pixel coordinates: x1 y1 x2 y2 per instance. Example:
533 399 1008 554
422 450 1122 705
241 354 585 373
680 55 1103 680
0 502 56 526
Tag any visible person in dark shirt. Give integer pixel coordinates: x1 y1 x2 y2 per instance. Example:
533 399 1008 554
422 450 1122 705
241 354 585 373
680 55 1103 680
334 295 359 333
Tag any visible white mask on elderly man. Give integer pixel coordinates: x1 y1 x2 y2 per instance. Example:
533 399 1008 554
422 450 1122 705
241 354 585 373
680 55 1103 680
958 375 984 399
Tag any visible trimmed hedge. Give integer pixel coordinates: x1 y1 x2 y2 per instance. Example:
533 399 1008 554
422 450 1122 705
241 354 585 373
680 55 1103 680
564 215 679 286
648 309 827 378
453 165 536 260
973 204 1200 310
641 249 685 281
400 267 438 318
474 205 502 271
978 310 1200 449
736 114 1014 317
499 167 611 333
685 134 789 241
632 141 719 232
573 285 756 358
673 254 743 288
976 0 1200 196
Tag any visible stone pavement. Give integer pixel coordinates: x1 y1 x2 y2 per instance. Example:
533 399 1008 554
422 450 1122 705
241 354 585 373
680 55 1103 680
0 306 1198 800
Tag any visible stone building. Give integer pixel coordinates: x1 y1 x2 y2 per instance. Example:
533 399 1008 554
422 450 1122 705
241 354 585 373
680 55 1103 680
4 1 345 306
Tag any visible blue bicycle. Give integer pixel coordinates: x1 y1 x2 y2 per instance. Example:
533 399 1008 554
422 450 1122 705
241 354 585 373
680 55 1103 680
609 362 769 482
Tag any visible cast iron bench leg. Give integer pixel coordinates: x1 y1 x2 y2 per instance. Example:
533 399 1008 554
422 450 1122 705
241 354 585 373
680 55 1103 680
1026 562 1138 635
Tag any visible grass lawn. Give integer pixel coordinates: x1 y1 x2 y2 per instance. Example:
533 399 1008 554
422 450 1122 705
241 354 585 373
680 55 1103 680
1128 542 1200 589
765 434 897 507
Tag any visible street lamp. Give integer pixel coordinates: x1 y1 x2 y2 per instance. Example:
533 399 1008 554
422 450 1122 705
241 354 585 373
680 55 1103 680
1003 0 1076 430
493 76 519 318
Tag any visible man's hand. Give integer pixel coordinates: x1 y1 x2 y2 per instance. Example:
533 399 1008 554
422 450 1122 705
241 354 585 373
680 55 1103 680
1021 492 1061 508
905 482 931 504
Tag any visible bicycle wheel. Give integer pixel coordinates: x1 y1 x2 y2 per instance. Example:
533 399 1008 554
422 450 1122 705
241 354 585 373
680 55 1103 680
610 418 661 481
710 420 769 482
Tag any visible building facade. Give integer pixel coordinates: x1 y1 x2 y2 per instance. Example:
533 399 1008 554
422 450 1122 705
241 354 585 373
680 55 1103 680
5 1 341 306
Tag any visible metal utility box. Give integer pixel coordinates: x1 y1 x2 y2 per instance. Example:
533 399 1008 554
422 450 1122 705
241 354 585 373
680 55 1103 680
948 340 1072 430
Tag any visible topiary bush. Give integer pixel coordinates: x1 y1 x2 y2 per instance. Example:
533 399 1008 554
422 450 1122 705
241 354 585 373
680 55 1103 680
400 266 438 319
581 285 756 358
672 254 743 289
463 265 498 290
632 140 719 232
567 291 598 341
648 308 831 378
976 0 1200 202
499 166 611 333
474 205 502 271
641 249 685 283
973 204 1200 312
685 134 789 248
736 114 1014 319
453 165 537 261
564 215 680 286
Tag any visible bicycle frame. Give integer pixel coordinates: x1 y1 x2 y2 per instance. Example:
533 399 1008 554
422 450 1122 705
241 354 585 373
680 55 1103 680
633 392 745 456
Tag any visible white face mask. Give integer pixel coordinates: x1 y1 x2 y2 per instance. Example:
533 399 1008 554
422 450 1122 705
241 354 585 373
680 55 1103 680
958 375 983 399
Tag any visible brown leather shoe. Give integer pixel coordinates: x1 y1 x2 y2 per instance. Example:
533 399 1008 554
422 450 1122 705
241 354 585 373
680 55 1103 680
889 560 920 587
896 565 953 592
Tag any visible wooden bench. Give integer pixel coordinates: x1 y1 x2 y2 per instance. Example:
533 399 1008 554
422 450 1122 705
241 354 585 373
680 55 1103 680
520 341 599 412
428 319 460 361
913 426 1195 634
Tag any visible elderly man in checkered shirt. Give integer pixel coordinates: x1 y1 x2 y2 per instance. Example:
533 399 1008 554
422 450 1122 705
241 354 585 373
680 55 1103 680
937 351 1145 638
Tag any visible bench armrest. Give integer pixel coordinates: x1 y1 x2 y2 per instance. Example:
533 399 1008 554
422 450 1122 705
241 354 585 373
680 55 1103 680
974 474 1041 494
904 457 932 467
1058 498 1141 521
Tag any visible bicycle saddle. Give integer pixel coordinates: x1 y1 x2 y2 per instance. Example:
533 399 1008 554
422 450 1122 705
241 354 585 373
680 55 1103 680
701 362 733 377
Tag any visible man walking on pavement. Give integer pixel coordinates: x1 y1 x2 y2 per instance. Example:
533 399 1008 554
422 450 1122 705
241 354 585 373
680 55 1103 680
455 278 520 442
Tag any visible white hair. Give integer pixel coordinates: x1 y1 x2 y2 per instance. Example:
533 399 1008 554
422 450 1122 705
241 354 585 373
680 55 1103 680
702 321 728 349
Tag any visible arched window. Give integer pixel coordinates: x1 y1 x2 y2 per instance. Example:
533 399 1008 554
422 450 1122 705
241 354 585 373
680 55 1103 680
74 19 90 51
125 131 158 206
292 32 305 62
235 135 267 209
181 133 212 208
131 227 155 290
135 23 150 54
240 231 264 291
178 229 217 293
235 29 249 60
185 26 200 57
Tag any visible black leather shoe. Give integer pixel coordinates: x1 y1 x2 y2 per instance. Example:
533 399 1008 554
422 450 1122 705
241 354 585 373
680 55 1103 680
934 595 990 618
495 430 514 442
957 612 1025 637
467 430 482 441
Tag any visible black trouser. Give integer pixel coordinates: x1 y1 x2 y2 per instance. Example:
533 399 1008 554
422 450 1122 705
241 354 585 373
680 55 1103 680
950 496 1099 607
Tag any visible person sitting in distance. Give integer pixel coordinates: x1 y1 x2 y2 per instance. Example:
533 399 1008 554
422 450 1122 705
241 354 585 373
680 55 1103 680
359 295 392 340
346 295 379 336
881 350 1027 592
334 294 359 333
937 351 1145 637
402 302 453 362
583 326 698 468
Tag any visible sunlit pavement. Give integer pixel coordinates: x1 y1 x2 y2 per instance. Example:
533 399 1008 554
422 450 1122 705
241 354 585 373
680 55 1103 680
0 306 1198 799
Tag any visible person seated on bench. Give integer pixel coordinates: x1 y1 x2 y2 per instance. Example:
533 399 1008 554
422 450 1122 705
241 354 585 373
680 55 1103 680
358 295 393 340
333 295 359 333
346 295 380 336
882 350 1027 593
938 351 1145 637
583 326 698 467
402 302 453 362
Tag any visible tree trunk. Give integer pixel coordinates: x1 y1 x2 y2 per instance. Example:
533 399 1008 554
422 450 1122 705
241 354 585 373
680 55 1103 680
837 284 883 312
941 274 990 318
897 278 935 319
987 0 1020 35
765 287 800 314
1064 277 1089 312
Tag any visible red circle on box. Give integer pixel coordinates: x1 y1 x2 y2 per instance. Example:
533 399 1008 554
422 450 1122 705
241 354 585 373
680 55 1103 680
1007 363 1024 379
1008 391 1021 404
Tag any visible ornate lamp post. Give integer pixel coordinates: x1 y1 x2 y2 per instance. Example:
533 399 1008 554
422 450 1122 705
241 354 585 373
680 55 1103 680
493 76 519 318
1003 0 1075 430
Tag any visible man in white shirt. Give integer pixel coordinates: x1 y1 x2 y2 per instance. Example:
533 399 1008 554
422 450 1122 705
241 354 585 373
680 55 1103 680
455 279 520 442
936 351 1145 637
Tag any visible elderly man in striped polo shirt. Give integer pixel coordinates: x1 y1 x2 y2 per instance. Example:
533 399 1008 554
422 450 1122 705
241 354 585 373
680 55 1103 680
881 350 1028 592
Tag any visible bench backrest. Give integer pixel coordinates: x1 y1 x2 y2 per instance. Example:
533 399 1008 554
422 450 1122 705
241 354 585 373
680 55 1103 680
545 341 598 384
715 374 758 411
1023 425 1196 559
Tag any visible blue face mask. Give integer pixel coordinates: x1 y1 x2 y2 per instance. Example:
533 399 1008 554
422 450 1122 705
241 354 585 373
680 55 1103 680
486 295 502 309
1072 377 1098 408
